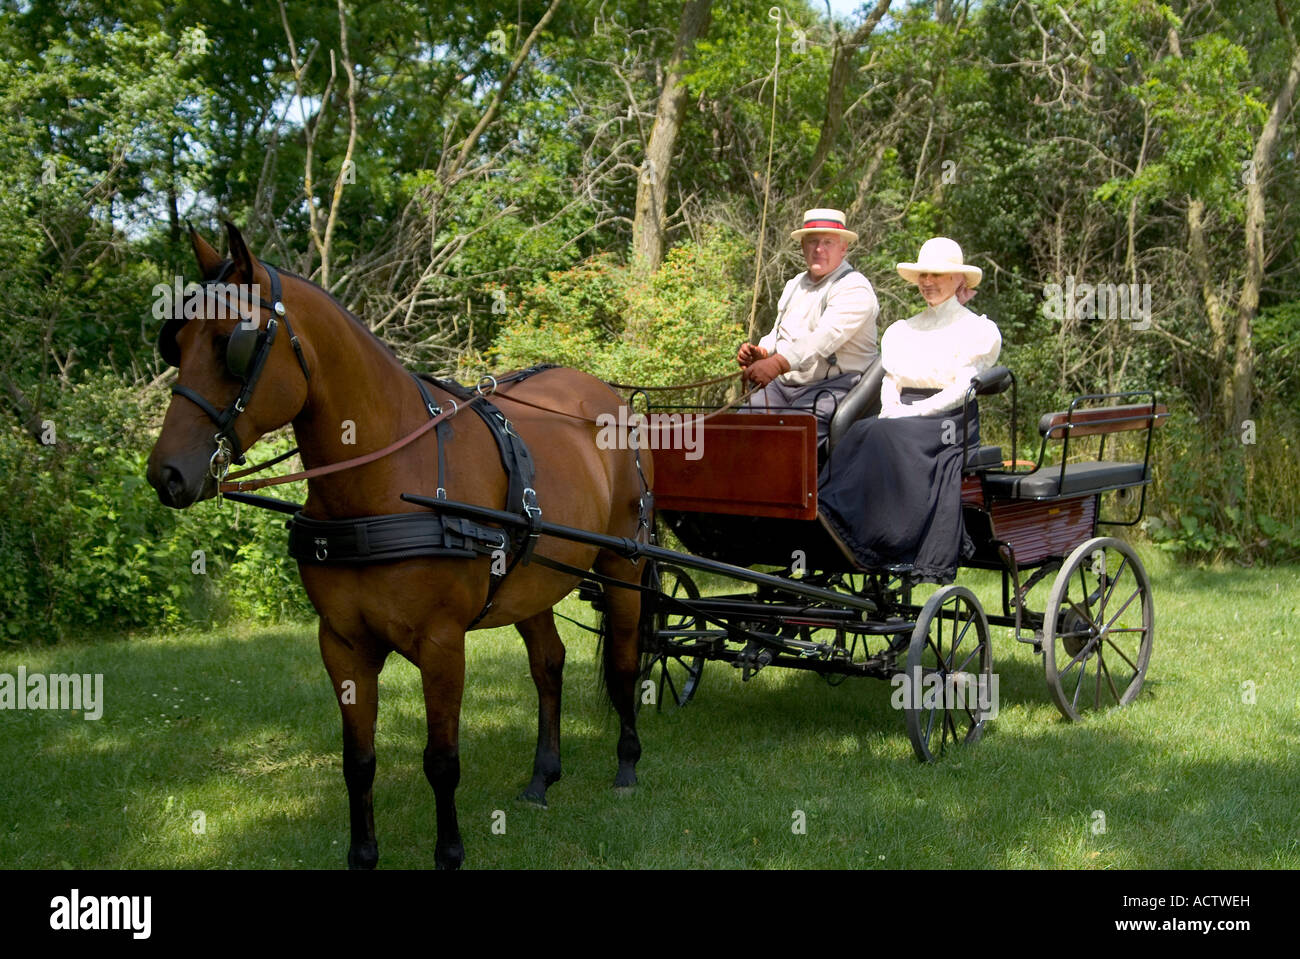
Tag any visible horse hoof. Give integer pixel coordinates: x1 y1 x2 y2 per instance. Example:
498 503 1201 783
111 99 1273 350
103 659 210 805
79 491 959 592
613 768 637 790
435 843 465 870
613 785 637 798
347 841 379 870
517 790 549 808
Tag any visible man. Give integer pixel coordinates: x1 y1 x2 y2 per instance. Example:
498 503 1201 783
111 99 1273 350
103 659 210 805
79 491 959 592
737 208 879 444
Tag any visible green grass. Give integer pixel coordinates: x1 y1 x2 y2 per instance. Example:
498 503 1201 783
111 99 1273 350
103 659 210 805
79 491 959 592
1 548 1297 869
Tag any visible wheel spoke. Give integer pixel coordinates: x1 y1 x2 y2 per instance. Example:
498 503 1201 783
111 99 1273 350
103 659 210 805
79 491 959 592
1072 651 1089 710
1103 633 1141 674
950 610 974 663
1099 648 1123 703
1102 586 1141 634
1099 554 1130 617
1094 643 1104 708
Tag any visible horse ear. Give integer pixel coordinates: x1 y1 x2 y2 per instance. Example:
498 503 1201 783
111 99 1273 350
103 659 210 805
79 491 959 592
190 225 224 281
224 220 256 280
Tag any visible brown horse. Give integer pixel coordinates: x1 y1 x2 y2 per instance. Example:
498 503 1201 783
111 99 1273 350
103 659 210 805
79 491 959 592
146 222 650 869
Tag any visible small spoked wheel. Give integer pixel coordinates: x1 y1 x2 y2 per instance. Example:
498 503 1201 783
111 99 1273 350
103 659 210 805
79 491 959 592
903 584 994 763
638 563 704 710
1043 537 1153 722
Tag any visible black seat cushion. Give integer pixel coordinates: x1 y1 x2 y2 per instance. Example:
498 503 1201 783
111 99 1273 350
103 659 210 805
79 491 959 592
964 445 1002 471
983 460 1150 500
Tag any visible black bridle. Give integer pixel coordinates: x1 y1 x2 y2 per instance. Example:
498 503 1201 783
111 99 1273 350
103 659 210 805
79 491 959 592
157 259 311 473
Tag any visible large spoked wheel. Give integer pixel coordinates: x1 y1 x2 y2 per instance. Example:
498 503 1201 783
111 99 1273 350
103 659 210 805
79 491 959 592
903 584 994 763
1043 537 1153 722
638 563 704 710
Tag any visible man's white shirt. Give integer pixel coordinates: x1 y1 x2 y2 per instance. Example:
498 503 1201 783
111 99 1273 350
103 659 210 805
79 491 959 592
758 265 880 386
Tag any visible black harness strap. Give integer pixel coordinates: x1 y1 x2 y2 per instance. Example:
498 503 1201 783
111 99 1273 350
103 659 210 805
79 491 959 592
287 511 507 564
168 261 310 468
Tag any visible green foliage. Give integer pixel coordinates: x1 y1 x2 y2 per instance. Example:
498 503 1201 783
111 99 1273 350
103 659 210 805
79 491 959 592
1144 408 1300 564
0 375 312 644
490 229 750 394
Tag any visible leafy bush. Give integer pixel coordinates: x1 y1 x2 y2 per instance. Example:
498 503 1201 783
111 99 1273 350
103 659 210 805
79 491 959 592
1143 406 1300 564
489 228 750 401
0 374 313 644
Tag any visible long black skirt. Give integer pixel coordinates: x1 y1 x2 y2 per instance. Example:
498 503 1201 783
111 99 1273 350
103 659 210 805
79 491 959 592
818 404 977 583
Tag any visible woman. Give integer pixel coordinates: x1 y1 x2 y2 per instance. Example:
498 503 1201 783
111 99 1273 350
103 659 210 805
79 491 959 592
819 237 1001 582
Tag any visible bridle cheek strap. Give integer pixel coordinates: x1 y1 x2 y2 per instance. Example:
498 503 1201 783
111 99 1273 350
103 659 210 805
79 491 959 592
168 261 306 470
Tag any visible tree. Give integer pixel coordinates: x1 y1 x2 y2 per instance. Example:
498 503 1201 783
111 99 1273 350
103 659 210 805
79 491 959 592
631 0 713 271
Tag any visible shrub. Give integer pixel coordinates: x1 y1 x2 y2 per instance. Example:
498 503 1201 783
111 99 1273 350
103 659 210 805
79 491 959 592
0 373 313 644
489 229 750 401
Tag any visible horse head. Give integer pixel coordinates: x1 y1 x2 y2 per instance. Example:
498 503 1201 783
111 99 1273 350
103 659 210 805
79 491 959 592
147 222 313 507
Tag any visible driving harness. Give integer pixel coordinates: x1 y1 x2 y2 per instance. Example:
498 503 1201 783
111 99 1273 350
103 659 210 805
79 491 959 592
158 261 646 628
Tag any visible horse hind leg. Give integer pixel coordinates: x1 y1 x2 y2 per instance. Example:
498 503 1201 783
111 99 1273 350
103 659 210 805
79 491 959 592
595 551 643 789
516 611 566 806
319 622 385 870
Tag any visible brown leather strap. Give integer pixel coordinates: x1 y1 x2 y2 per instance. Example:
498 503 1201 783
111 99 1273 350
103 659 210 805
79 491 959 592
220 394 483 493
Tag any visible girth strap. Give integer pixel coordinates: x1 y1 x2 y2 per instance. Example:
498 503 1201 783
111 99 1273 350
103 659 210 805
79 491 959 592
288 511 507 564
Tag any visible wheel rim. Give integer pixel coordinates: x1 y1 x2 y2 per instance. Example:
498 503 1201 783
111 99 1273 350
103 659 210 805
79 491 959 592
903 585 993 762
1043 537 1154 722
638 564 704 710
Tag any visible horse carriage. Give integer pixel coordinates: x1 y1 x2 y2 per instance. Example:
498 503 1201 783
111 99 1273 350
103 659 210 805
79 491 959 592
149 224 1167 867
416 360 1168 762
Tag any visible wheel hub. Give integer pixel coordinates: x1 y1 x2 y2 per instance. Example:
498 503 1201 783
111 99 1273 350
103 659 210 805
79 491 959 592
1061 610 1094 658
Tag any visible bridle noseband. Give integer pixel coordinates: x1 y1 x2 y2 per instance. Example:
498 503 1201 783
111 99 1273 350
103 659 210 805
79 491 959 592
159 259 311 475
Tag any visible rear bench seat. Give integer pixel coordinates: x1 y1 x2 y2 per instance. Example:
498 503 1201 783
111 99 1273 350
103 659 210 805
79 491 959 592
983 460 1149 499
982 401 1167 501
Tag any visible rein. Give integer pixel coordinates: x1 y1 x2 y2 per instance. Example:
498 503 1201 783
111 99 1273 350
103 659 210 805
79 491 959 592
219 393 483 493
215 370 758 497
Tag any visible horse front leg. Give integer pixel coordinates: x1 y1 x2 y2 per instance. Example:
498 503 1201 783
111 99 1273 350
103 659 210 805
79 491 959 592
515 611 566 806
319 621 385 870
416 632 467 870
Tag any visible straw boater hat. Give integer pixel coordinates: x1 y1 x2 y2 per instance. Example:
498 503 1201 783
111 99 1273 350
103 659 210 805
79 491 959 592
790 208 858 244
896 237 982 287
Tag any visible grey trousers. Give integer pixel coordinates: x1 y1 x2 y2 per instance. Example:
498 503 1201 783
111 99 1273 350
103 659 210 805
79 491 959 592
743 369 863 445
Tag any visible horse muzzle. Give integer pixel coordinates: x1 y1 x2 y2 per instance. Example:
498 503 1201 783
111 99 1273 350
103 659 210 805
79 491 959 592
147 449 220 508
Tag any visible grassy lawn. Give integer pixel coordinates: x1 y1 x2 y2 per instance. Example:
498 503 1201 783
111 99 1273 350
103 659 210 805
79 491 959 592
1 548 1297 870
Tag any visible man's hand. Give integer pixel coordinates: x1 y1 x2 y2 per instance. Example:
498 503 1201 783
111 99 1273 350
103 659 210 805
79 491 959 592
737 342 767 367
744 353 790 386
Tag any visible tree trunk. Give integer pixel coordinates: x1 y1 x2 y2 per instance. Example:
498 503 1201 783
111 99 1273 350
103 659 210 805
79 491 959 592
805 0 892 190
631 0 713 272
1228 27 1300 431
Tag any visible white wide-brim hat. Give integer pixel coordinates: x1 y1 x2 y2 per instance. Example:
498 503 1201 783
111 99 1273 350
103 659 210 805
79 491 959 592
897 237 982 287
790 208 858 244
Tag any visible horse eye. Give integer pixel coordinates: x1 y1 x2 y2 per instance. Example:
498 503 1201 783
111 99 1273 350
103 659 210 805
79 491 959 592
214 334 231 351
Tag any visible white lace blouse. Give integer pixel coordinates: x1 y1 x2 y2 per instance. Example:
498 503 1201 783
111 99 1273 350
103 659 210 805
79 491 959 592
878 294 1001 418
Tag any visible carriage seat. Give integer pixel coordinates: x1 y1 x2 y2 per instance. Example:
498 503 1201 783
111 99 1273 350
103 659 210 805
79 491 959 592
983 461 1150 500
826 357 884 454
965 445 1003 471
980 401 1166 501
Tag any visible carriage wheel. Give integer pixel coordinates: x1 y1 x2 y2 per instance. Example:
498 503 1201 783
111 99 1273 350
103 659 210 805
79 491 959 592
903 585 993 763
638 563 704 710
1043 537 1153 722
